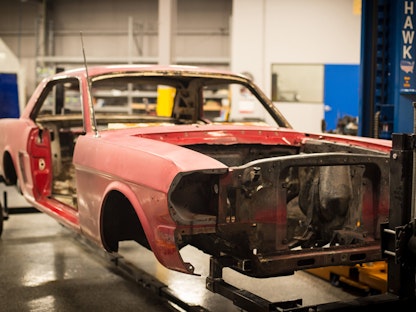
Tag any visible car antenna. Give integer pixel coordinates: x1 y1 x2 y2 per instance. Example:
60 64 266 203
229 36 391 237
80 31 99 137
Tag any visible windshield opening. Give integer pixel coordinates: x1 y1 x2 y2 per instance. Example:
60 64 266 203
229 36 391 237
89 76 280 130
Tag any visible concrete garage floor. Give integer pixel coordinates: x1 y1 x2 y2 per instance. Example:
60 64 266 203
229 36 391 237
0 191 362 311
0 211 172 312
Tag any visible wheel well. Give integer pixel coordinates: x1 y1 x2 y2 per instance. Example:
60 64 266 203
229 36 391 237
101 190 150 252
2 152 17 185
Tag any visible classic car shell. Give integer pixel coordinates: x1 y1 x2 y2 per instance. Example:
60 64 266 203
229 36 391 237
0 65 392 277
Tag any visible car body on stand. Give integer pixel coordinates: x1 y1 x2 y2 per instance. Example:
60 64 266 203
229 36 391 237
0 65 391 277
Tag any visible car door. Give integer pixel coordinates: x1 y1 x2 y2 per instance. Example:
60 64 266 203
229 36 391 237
26 125 53 199
28 77 82 209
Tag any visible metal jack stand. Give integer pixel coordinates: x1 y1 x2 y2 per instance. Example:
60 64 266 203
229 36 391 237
381 133 416 298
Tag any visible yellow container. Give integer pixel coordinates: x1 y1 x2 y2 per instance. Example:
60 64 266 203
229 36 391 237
156 86 175 117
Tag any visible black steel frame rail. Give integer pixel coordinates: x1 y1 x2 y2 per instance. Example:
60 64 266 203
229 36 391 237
206 255 415 312
72 225 415 312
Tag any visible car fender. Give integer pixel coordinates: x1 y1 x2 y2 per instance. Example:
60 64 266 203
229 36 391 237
99 180 193 274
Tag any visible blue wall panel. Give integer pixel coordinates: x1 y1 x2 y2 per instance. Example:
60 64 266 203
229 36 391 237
0 73 19 118
323 64 360 131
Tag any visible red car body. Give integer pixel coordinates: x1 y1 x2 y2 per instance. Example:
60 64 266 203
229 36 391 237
0 65 392 277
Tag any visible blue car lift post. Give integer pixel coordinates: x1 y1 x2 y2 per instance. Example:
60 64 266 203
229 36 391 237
359 0 416 138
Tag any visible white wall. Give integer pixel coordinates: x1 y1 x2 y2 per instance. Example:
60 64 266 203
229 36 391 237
0 0 232 94
231 0 362 133
230 0 266 88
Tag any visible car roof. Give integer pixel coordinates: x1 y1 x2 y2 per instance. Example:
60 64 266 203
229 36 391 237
57 64 251 81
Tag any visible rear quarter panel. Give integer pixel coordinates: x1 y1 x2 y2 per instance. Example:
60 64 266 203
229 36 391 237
0 118 37 196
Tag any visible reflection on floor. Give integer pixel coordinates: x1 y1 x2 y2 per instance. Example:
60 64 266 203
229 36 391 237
0 210 361 312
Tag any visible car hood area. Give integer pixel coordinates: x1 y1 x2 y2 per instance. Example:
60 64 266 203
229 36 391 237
77 123 392 276
98 123 392 153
